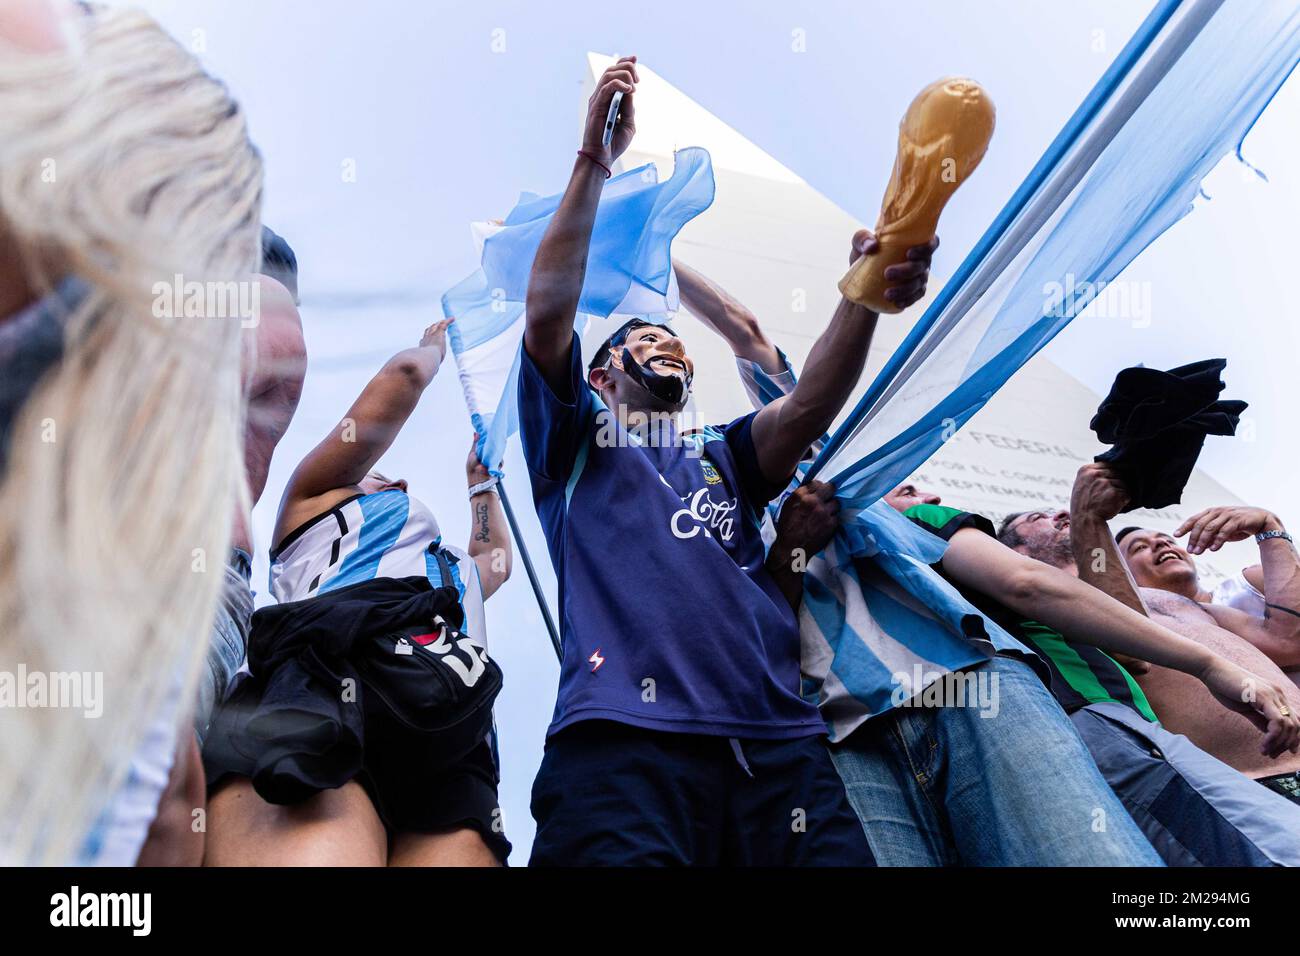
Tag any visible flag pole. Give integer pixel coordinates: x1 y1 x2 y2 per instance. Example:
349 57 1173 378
497 478 563 661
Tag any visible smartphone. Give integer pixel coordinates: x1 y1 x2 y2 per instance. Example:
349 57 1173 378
602 90 624 148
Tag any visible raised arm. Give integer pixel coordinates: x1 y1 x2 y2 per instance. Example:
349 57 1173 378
1182 506 1300 666
1069 463 1150 616
674 260 784 374
942 527 1300 757
748 232 936 486
523 56 639 393
277 319 449 516
465 436 512 600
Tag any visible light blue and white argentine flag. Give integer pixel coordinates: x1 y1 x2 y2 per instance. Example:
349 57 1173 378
442 147 716 474
800 0 1300 741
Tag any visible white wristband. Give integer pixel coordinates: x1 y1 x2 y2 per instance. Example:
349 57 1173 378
469 475 500 499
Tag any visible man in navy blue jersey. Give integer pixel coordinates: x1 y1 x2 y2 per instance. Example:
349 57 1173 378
518 56 935 866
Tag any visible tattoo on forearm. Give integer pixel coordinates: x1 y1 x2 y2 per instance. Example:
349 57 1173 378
1265 602 1300 621
474 502 490 543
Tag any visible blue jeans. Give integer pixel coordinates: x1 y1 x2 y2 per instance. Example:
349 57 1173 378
1074 701 1300 866
828 656 1164 866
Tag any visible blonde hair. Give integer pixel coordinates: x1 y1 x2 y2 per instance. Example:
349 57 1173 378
0 5 262 863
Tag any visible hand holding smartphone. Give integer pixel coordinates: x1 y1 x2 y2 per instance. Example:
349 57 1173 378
602 90 624 148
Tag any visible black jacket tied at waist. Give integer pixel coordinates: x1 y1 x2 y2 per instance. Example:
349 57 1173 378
204 563 503 809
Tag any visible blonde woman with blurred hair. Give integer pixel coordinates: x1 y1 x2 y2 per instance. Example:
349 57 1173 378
0 0 272 865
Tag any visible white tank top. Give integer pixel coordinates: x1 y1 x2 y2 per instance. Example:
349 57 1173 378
269 489 485 648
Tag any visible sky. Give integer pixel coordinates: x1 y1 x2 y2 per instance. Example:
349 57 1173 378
117 0 1298 862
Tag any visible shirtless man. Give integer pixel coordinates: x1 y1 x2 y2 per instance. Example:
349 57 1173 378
1132 582 1300 784
1032 463 1300 806
1129 505 1300 692
1113 508 1300 794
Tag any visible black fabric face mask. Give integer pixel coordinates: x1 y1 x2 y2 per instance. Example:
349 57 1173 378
618 346 692 407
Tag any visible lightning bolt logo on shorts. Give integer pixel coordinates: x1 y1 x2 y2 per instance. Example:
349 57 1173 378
589 648 605 672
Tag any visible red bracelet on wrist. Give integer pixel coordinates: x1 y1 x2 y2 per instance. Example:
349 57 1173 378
577 149 612 179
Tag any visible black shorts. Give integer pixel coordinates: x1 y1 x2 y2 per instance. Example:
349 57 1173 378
208 735 512 864
359 735 511 863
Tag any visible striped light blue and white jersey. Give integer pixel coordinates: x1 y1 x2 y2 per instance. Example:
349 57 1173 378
736 350 797 412
738 348 1036 742
736 350 815 549
269 489 486 648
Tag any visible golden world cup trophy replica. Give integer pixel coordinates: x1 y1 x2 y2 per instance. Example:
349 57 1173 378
840 78 996 313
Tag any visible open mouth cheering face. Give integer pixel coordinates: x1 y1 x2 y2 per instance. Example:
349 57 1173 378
1121 529 1196 587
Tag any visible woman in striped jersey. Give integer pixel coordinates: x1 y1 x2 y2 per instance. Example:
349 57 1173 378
204 318 515 866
